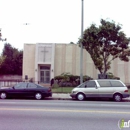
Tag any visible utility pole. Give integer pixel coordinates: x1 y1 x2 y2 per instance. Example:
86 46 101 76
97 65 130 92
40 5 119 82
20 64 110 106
80 0 84 84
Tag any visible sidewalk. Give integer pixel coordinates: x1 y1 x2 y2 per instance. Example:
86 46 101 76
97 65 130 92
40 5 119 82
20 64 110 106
52 93 71 100
51 93 130 101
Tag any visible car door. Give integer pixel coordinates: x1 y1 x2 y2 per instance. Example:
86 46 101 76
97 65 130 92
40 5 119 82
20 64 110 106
13 82 28 97
26 83 38 97
84 81 99 97
97 80 114 98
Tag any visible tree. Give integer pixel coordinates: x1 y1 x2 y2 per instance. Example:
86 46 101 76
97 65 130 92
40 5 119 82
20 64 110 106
69 42 75 44
79 19 130 75
0 55 6 68
0 29 6 69
0 43 23 75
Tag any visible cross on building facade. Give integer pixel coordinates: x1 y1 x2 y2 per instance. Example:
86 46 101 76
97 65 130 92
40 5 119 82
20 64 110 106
41 47 48 62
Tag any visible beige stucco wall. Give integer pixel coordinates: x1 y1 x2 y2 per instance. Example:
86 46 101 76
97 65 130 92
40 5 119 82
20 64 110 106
54 44 97 78
110 58 130 83
23 43 130 83
23 44 35 80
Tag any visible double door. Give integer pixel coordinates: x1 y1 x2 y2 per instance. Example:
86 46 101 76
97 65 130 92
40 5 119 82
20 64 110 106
40 70 50 83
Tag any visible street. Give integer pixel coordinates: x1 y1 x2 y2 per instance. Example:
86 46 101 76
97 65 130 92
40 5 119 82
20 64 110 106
0 99 130 130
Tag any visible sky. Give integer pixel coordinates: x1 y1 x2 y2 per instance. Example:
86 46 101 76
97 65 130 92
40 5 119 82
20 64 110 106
0 0 130 52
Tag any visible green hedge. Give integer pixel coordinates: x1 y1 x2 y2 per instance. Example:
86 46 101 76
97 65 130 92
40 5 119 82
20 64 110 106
54 73 93 87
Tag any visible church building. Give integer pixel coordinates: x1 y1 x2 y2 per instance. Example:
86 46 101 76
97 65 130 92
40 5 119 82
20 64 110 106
23 43 130 85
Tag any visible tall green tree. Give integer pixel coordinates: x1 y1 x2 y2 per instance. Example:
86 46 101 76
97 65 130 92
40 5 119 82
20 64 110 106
0 55 6 68
0 29 6 69
0 43 23 75
79 19 130 75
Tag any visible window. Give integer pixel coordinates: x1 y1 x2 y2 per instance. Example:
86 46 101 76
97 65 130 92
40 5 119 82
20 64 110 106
78 81 96 88
14 82 27 89
40 66 50 70
81 84 86 88
28 83 37 88
86 81 96 88
110 81 125 87
78 83 86 88
97 81 111 87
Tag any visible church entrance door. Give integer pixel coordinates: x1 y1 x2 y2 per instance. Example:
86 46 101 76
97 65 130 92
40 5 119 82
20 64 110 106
40 66 50 83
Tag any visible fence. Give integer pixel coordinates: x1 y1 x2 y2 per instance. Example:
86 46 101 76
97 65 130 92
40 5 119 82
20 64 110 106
0 80 23 88
0 80 50 88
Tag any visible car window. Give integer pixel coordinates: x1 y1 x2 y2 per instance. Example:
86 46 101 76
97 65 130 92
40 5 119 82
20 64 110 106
110 81 125 87
97 81 112 87
78 83 86 88
28 83 37 88
14 82 27 89
86 81 96 88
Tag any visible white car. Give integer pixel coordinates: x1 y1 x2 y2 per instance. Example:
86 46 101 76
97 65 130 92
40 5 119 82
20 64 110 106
70 79 129 102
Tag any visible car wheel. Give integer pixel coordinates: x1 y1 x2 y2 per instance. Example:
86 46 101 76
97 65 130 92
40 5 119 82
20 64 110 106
76 93 85 101
0 92 7 99
35 92 42 100
113 94 122 102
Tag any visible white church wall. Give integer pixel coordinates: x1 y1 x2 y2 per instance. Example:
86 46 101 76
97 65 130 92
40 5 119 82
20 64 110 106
23 44 35 80
54 44 63 76
65 44 73 73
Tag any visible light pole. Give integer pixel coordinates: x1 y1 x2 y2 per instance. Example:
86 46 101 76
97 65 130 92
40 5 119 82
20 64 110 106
80 0 84 84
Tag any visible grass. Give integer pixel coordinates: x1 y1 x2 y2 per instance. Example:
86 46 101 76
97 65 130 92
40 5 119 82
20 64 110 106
52 87 74 93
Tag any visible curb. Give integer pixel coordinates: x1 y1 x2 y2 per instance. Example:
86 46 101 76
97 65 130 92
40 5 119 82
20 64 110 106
49 97 71 100
48 93 130 102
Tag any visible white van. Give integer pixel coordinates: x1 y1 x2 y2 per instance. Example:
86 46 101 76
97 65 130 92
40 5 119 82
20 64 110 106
70 79 129 102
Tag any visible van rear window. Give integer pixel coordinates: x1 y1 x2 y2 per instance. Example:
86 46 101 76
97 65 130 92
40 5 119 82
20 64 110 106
110 81 125 87
97 80 125 87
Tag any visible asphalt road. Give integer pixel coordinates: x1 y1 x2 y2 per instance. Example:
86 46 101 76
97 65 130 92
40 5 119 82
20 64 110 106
0 99 130 130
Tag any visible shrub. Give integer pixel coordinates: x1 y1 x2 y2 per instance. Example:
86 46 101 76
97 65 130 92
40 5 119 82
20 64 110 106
107 72 120 80
54 73 93 87
83 75 93 82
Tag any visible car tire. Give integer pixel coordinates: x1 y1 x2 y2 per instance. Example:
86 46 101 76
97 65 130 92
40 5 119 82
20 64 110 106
0 92 7 99
35 92 42 100
76 93 85 101
113 93 122 102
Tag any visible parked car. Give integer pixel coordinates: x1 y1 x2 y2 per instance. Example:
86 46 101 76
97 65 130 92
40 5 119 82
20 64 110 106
0 82 52 100
70 79 129 102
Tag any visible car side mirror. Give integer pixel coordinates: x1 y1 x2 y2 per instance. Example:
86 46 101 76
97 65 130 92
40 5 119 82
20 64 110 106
85 85 87 88
12 86 15 89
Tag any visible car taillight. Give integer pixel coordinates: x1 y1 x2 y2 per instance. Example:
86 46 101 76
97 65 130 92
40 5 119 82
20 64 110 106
124 90 128 92
48 88 51 92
